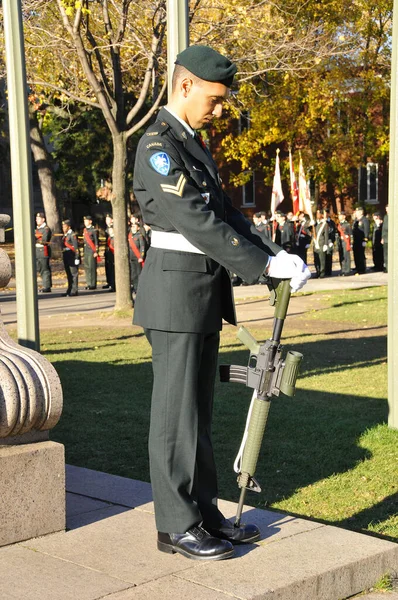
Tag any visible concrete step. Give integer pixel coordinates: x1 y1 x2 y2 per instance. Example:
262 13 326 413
0 465 396 600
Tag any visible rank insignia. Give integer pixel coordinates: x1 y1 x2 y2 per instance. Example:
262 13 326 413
160 174 187 197
150 152 171 176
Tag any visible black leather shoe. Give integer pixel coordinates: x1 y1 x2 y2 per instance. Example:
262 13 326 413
157 525 234 560
40 288 51 293
205 518 261 544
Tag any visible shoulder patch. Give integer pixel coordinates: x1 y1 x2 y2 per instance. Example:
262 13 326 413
149 152 171 176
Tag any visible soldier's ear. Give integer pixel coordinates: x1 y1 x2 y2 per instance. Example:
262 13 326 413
181 77 193 97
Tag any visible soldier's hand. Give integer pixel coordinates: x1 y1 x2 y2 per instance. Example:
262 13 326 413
74 259 80 266
267 250 311 293
323 244 328 252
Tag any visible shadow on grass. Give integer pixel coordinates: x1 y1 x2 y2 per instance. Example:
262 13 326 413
49 331 389 534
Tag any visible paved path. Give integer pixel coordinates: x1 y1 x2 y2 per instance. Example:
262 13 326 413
0 270 388 328
1 465 396 600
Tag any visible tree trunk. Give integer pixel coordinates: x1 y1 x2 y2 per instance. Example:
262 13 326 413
29 105 62 250
112 132 133 311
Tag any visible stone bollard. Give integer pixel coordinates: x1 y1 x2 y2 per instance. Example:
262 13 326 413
0 214 65 546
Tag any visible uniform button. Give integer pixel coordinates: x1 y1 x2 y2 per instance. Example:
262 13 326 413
230 236 240 247
202 181 207 186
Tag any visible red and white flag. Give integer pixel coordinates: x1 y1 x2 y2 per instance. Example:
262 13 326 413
289 148 299 215
299 153 312 216
270 149 284 215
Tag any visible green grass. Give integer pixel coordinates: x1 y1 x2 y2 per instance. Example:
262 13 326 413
35 285 397 541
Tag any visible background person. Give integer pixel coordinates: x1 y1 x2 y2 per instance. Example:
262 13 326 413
337 211 352 276
35 211 52 293
352 206 370 274
103 213 115 291
82 215 99 290
61 219 80 296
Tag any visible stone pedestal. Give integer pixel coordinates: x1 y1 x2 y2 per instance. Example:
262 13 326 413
0 442 65 546
0 214 65 546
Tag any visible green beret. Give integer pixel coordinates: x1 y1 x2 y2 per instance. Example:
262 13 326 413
175 45 237 87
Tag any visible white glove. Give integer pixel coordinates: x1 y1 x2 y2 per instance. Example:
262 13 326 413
328 242 333 248
362 241 367 247
323 244 328 252
74 259 80 266
267 250 311 293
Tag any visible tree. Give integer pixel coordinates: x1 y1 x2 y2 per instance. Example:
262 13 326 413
21 0 168 311
16 0 355 311
217 0 392 208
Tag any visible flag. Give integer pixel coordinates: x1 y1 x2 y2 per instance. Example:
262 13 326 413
270 149 284 215
298 153 312 217
289 148 299 214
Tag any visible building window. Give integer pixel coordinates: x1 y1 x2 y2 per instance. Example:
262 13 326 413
358 163 378 205
367 162 378 204
242 171 255 207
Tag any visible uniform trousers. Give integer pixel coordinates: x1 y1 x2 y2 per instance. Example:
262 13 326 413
129 259 142 292
145 329 224 534
105 249 115 290
63 253 78 294
314 249 326 278
84 252 97 288
338 242 351 275
353 243 366 274
36 256 52 289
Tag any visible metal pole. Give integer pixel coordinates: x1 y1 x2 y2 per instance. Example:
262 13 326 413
3 0 40 350
387 0 398 429
167 0 189 101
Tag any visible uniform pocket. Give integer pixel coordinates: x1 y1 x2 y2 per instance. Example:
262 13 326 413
162 252 207 273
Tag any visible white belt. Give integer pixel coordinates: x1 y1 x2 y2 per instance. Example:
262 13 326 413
150 231 204 255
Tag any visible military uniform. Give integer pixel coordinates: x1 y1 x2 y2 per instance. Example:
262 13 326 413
325 218 337 276
372 219 384 271
352 213 370 274
128 227 145 292
313 218 329 278
295 218 312 263
133 106 281 535
104 225 116 291
62 226 80 295
382 212 388 272
35 221 52 292
337 218 352 276
83 222 98 289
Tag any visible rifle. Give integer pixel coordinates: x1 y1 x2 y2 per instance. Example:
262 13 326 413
219 278 303 527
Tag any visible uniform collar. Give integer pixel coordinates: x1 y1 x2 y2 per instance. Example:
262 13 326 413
164 106 195 137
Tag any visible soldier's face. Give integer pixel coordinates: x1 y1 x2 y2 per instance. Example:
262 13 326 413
62 223 69 233
184 79 229 129
36 216 44 226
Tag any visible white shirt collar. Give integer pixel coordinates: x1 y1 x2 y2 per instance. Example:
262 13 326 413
164 106 195 138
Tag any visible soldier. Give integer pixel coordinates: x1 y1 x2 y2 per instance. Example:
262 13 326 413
35 211 52 293
337 212 352 276
276 212 295 252
128 214 145 295
381 204 388 272
82 215 98 290
352 206 370 274
324 209 337 277
372 212 384 272
313 209 329 278
61 219 80 296
132 45 310 561
259 211 271 238
295 212 312 263
103 213 115 291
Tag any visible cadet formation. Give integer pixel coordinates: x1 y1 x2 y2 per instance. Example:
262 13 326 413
33 203 388 296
